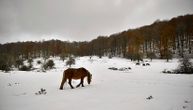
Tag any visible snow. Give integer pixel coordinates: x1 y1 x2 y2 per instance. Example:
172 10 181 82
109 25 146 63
0 56 193 110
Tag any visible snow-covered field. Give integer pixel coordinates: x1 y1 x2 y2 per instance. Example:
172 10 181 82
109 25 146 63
0 56 193 110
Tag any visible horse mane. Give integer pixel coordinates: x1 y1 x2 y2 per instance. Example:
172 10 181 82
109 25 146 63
80 67 88 73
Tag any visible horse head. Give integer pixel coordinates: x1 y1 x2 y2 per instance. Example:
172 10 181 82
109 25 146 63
87 73 92 84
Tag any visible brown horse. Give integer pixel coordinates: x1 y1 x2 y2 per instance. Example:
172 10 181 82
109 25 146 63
59 67 92 90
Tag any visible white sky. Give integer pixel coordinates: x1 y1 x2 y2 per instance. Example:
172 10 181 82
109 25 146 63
0 0 193 44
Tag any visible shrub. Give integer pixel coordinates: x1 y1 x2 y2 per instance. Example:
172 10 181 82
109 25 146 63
37 60 42 64
162 69 173 74
146 63 150 66
66 57 75 67
19 65 31 71
108 67 118 70
0 64 11 72
17 59 34 71
35 88 47 95
136 62 140 65
43 59 55 70
47 60 54 68
174 56 193 74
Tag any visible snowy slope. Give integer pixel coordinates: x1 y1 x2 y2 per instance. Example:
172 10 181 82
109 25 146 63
0 56 193 110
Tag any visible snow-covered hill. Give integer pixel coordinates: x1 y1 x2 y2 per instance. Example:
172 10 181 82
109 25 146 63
0 56 193 110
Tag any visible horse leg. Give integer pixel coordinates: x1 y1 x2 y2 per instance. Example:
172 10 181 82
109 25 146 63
68 78 74 89
76 80 82 88
59 77 67 90
81 78 84 87
76 78 83 88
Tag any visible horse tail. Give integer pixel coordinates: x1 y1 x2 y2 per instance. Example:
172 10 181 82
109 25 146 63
59 71 67 90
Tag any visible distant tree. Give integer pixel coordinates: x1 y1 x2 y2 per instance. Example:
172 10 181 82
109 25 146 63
15 59 24 68
159 22 174 60
66 57 75 67
108 54 112 59
176 22 186 58
165 50 173 62
133 53 143 63
147 52 156 61
28 58 33 68
60 49 67 61
43 55 49 64
0 54 13 72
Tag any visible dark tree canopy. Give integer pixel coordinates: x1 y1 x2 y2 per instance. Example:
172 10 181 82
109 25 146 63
0 14 193 67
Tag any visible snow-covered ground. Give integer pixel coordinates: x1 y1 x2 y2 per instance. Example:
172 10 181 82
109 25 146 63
0 56 193 110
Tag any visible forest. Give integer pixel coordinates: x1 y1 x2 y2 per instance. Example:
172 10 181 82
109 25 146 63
0 14 193 70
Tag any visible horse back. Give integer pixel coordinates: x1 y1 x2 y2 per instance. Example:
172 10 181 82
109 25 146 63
64 68 87 80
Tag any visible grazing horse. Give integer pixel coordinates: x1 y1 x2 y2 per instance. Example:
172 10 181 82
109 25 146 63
59 67 92 90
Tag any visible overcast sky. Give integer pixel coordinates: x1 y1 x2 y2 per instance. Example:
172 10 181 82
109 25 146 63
0 0 193 44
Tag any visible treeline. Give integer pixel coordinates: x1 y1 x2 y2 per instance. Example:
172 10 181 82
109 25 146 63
0 14 193 64
88 14 193 60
